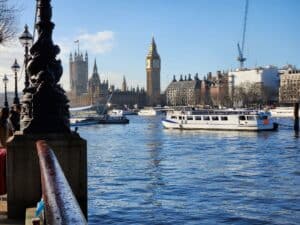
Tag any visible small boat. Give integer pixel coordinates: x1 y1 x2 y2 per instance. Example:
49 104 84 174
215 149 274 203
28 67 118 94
109 109 138 116
123 110 138 116
98 114 129 124
162 109 278 131
70 105 101 126
70 117 100 126
138 108 158 116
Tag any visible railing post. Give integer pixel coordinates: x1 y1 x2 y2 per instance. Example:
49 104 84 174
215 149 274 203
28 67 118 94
36 140 87 225
294 102 299 132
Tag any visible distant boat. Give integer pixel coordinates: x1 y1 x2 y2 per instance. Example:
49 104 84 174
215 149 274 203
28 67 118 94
70 105 129 126
269 107 298 118
122 110 138 116
70 105 94 112
108 109 137 116
162 109 278 131
99 114 129 124
138 108 158 116
70 105 100 126
70 117 100 126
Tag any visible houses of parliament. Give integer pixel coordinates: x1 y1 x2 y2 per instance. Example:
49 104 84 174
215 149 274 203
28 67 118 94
67 38 161 107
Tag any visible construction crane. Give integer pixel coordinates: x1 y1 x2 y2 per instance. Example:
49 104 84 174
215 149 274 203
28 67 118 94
237 0 249 70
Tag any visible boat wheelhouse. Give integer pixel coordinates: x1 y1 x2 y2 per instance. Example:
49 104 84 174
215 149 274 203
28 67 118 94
162 109 278 131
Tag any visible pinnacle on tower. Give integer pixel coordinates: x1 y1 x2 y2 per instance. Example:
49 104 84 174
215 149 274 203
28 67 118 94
69 53 73 61
85 51 88 61
122 75 127 92
147 36 160 58
173 75 177 82
93 59 98 74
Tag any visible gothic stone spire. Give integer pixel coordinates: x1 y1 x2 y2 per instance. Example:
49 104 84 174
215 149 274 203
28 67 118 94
147 36 160 58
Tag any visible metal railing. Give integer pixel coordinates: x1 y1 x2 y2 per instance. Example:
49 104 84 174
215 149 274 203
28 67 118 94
36 140 87 225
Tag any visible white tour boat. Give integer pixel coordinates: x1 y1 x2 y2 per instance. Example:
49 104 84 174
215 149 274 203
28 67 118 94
268 107 299 118
138 108 158 116
162 109 278 131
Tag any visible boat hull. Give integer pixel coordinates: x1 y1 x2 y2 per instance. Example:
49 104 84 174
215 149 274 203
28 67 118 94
162 119 277 131
98 118 129 124
70 117 100 126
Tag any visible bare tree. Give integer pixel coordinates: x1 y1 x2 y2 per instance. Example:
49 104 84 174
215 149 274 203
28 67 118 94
233 82 263 108
0 0 17 44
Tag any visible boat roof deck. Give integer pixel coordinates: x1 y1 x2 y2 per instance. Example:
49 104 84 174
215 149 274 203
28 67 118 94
170 110 267 116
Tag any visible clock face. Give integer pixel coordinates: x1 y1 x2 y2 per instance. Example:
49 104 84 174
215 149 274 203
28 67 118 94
153 59 160 68
146 59 151 69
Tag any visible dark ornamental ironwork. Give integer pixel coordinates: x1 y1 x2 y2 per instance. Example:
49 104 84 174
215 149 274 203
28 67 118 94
21 0 70 133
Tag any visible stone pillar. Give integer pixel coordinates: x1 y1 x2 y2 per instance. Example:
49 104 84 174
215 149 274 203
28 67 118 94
7 132 87 219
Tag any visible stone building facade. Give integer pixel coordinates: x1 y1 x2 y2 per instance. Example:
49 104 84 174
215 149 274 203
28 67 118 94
146 37 161 106
206 71 230 106
111 89 147 107
68 54 147 107
165 74 201 106
279 69 300 103
165 72 230 107
69 51 88 96
228 66 279 104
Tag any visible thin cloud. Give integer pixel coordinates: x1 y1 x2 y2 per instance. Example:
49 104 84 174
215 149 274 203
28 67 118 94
78 31 115 54
0 30 115 92
51 30 116 90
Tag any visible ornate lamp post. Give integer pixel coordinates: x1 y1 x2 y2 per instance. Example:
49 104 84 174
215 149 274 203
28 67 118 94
19 25 33 90
20 0 70 133
3 75 9 108
11 59 20 105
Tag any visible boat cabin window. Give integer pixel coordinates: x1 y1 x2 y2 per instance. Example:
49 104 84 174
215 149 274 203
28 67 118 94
246 116 255 121
239 116 246 121
195 116 202 120
221 116 228 121
212 116 219 121
187 116 193 120
203 116 210 121
171 116 177 119
178 116 182 120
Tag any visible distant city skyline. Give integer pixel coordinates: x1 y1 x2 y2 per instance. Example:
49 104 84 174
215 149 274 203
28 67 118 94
0 0 299 92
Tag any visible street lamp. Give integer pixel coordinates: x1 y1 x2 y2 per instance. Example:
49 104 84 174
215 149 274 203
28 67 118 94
19 24 33 90
11 59 20 105
3 75 9 108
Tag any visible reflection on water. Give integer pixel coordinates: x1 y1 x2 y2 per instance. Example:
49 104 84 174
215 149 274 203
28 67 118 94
80 116 300 225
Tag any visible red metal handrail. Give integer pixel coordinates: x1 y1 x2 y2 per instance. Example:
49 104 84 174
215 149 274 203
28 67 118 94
36 140 87 225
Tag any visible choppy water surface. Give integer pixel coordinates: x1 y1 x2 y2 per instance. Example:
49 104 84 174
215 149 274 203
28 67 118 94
78 116 300 225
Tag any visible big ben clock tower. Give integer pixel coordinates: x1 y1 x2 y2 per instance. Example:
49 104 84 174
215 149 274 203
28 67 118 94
146 37 161 106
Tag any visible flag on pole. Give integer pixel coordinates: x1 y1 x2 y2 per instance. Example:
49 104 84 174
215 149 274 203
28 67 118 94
74 40 80 53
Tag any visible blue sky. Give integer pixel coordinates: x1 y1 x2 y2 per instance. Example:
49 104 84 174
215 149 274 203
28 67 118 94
0 0 299 92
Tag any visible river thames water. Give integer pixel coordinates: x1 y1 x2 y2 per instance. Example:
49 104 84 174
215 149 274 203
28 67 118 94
78 115 300 225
